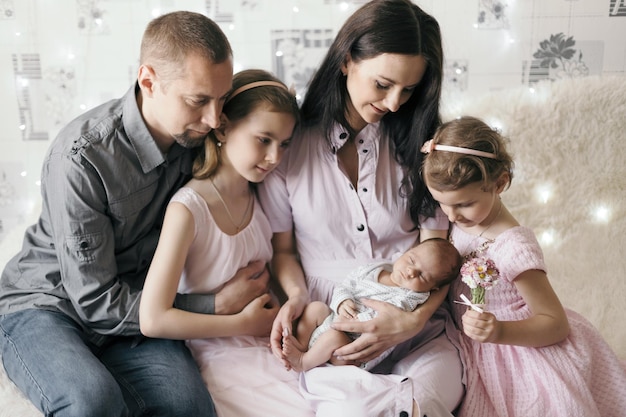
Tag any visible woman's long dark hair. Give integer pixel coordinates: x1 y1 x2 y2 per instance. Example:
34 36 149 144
299 0 444 225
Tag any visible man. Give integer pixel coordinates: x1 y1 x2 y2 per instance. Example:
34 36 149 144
0 11 267 416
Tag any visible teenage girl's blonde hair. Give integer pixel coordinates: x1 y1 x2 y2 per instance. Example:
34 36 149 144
192 69 299 179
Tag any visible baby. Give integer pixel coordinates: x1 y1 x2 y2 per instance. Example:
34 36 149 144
282 238 462 372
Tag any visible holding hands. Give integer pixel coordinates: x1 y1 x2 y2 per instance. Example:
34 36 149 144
213 260 279 337
214 260 271 314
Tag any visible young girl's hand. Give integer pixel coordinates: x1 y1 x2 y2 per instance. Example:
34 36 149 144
461 309 501 343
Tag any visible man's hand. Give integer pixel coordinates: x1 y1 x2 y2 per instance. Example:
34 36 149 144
215 260 270 315
331 298 420 363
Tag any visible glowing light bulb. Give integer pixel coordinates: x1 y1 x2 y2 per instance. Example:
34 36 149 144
95 18 103 26
339 2 349 11
292 6 299 13
19 124 26 131
228 24 235 30
275 51 284 57
593 205 611 223
536 184 552 204
20 171 27 177
540 230 554 246
151 9 161 17
488 119 503 132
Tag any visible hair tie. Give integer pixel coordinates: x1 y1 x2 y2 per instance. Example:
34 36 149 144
421 139 497 159
226 81 288 103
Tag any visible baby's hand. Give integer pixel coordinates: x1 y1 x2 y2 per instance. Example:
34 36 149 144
461 309 501 343
337 299 358 319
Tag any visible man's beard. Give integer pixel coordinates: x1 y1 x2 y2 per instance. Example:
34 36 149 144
174 130 209 149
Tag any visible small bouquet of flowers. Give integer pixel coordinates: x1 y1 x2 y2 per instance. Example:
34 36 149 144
460 256 500 307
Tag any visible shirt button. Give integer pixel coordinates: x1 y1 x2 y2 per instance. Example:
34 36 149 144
339 132 348 140
399 412 409 417
362 188 367 192
362 149 368 153
356 224 365 232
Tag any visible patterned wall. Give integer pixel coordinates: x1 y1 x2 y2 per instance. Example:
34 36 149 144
0 0 625 242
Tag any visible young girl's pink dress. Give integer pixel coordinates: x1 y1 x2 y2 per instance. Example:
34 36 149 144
449 225 626 417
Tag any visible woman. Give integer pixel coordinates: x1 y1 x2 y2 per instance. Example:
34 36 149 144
258 0 463 415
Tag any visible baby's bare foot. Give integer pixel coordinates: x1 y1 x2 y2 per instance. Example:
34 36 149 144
282 335 306 372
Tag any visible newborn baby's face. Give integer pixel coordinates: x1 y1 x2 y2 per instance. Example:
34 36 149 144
390 246 440 292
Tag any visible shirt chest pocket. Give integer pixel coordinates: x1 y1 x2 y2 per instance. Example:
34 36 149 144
108 181 160 244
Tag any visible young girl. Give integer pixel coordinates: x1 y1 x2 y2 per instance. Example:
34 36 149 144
421 116 626 417
139 69 298 345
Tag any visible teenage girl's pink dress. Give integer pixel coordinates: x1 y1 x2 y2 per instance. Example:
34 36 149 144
449 225 626 417
170 187 312 417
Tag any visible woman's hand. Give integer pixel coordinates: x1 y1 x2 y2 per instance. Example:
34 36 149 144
330 298 423 363
461 309 501 343
269 294 308 365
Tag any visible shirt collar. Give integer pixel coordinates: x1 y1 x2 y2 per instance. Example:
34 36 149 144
122 83 168 174
329 122 380 154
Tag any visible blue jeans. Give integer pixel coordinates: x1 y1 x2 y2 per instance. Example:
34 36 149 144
0 309 216 417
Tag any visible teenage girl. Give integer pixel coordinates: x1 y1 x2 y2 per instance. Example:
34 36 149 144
139 69 298 342
421 115 626 417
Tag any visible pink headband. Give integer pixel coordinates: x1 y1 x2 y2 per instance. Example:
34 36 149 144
226 80 288 103
421 139 497 159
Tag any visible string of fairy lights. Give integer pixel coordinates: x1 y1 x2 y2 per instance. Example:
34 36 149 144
1 1 619 244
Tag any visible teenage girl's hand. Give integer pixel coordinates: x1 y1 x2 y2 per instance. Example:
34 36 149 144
269 295 307 366
461 309 501 343
238 293 280 337
331 298 418 363
214 260 270 315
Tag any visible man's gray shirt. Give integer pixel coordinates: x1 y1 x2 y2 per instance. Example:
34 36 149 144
0 84 195 339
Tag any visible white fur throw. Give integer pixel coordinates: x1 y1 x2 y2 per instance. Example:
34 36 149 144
1 75 625 416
